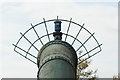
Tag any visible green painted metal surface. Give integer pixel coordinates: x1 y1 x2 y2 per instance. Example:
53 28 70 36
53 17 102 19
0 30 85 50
37 40 77 78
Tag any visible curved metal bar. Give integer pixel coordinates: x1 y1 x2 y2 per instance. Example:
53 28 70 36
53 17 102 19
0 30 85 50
20 32 39 52
62 33 88 53
59 19 100 44
13 44 37 59
27 33 53 53
78 47 102 64
76 32 95 52
20 19 97 47
27 32 88 54
13 24 37 53
34 18 101 51
32 18 101 52
71 24 84 46
13 19 54 53
33 19 97 47
31 24 44 45
13 44 37 64
27 33 53 52
78 44 102 60
13 18 102 65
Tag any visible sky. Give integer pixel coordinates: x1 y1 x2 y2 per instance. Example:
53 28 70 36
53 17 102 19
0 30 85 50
0 0 119 79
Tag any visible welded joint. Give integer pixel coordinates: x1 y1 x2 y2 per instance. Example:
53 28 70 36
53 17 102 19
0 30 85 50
37 40 77 62
39 55 75 69
37 55 76 79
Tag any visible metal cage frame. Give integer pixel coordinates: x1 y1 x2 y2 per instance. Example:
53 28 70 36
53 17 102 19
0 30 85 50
13 17 102 65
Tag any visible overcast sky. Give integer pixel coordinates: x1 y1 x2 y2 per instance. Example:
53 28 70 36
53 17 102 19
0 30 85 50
0 0 119 79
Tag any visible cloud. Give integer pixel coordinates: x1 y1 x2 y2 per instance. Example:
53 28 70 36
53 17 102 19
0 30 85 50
0 1 118 78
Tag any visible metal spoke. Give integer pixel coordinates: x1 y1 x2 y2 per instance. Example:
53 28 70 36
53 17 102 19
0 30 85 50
27 33 53 53
43 18 50 41
13 44 37 64
12 44 37 59
76 32 95 52
71 24 84 45
78 44 102 60
31 24 44 45
20 32 39 52
65 18 72 41
62 33 88 53
78 49 102 64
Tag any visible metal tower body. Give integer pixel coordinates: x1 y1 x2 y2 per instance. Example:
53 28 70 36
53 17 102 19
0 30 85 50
37 40 77 78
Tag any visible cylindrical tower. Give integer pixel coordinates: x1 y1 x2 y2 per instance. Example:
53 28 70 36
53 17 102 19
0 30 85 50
37 40 77 78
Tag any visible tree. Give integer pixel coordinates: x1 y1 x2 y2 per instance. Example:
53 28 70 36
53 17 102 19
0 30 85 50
76 58 98 80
